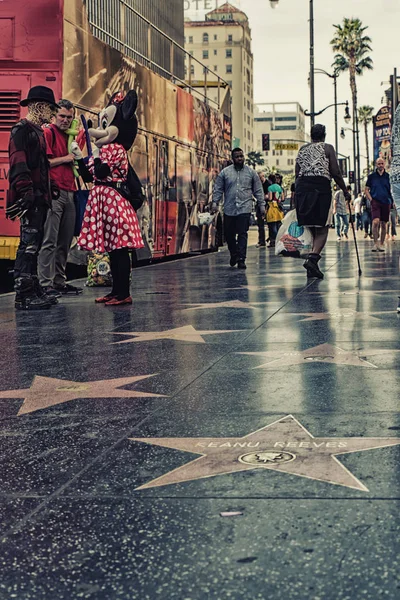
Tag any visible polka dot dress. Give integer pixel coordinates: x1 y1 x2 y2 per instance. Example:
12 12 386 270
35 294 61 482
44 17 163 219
78 143 144 253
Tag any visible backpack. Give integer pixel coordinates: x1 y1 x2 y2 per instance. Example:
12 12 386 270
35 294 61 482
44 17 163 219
111 164 146 212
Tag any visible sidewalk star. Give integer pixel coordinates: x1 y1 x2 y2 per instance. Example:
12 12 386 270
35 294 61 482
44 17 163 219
238 343 379 368
111 325 245 344
0 375 164 416
130 415 400 492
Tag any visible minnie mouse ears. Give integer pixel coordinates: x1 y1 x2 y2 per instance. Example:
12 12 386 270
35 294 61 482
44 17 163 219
108 90 138 120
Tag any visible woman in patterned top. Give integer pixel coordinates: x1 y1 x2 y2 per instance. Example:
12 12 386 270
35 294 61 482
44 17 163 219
295 124 350 279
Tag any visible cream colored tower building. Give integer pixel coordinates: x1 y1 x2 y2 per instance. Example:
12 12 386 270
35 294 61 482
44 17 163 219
184 2 254 153
254 103 309 175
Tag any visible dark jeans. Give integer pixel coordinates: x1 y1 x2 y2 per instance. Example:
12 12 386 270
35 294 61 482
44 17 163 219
256 214 266 245
109 248 131 299
362 211 372 236
267 221 280 243
355 213 363 230
14 204 48 280
224 213 251 262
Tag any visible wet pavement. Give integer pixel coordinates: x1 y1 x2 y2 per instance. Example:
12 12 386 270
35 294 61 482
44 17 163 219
0 229 399 599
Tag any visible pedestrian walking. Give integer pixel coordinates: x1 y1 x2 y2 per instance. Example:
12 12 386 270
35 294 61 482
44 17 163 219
38 99 88 297
6 86 60 310
354 193 363 231
256 172 270 247
266 174 284 248
365 158 393 252
295 124 350 279
361 194 372 238
212 148 265 269
333 185 352 241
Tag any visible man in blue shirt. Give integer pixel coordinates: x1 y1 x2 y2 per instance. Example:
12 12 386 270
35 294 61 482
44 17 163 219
365 157 393 252
212 148 265 269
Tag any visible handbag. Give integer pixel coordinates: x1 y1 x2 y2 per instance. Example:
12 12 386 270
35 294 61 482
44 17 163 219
267 200 284 223
74 179 89 236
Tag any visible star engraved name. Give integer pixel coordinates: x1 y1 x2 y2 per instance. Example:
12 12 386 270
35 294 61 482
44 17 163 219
194 441 348 449
130 415 400 492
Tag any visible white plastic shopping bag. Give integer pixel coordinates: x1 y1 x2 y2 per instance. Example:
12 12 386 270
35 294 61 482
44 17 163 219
275 210 312 257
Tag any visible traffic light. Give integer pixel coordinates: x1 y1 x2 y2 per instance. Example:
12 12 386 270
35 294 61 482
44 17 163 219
262 133 270 151
349 171 355 184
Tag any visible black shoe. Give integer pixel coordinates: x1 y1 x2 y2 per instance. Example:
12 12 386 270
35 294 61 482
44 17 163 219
303 258 324 279
54 283 83 295
15 295 52 311
230 256 238 267
42 286 62 298
237 260 247 269
33 278 58 305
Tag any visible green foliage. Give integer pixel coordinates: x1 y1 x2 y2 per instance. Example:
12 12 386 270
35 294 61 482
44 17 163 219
246 151 265 169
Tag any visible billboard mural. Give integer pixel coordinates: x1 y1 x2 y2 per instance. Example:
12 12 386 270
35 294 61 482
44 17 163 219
373 106 391 168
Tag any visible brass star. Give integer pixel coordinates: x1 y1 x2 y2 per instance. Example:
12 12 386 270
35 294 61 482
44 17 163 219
111 325 245 345
0 375 164 416
238 343 378 369
130 415 400 491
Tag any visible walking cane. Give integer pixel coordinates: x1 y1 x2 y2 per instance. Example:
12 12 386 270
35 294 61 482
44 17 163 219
347 199 362 276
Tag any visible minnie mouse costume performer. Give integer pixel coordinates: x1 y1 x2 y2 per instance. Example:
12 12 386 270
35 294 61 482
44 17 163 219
78 91 144 305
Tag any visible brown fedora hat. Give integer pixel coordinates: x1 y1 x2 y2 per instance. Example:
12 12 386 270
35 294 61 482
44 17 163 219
20 86 60 108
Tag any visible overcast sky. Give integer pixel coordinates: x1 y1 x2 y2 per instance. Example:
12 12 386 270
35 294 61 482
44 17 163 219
185 0 400 167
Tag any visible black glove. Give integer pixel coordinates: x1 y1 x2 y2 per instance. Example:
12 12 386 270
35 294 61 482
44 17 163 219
6 194 35 221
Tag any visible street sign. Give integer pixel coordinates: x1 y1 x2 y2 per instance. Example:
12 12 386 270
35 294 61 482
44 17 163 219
275 143 299 151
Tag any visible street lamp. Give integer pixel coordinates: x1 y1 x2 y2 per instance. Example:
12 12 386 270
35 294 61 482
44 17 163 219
269 0 315 128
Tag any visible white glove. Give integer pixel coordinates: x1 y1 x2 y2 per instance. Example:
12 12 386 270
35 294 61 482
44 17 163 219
70 141 83 160
92 145 100 159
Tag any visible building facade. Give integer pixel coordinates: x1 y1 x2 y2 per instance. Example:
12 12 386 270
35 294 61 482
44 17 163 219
254 103 309 175
84 0 185 80
184 2 254 153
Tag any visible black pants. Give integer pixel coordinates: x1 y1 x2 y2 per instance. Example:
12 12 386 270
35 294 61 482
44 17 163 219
256 214 266 245
267 221 281 243
224 213 251 262
14 205 48 281
109 248 131 299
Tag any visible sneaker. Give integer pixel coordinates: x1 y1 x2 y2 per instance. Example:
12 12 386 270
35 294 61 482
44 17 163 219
237 260 247 269
54 283 83 295
104 296 133 306
377 246 385 252
229 255 238 267
43 286 62 298
337 237 341 242
256 243 266 248
372 245 379 252
15 295 52 311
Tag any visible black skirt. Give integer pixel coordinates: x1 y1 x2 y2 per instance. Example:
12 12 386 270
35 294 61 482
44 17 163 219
295 176 332 227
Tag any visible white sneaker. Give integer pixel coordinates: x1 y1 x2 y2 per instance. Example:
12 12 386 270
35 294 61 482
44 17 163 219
337 237 341 242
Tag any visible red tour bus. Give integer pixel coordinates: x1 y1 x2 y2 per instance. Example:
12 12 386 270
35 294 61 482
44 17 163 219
0 0 231 262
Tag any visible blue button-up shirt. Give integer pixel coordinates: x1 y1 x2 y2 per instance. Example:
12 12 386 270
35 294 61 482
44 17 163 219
366 170 393 205
212 164 265 216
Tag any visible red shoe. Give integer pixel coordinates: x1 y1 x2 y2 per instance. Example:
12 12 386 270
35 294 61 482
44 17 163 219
104 296 133 306
95 294 116 304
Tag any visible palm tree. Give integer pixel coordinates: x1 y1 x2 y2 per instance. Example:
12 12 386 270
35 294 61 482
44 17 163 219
331 18 373 191
246 151 264 169
358 105 374 175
